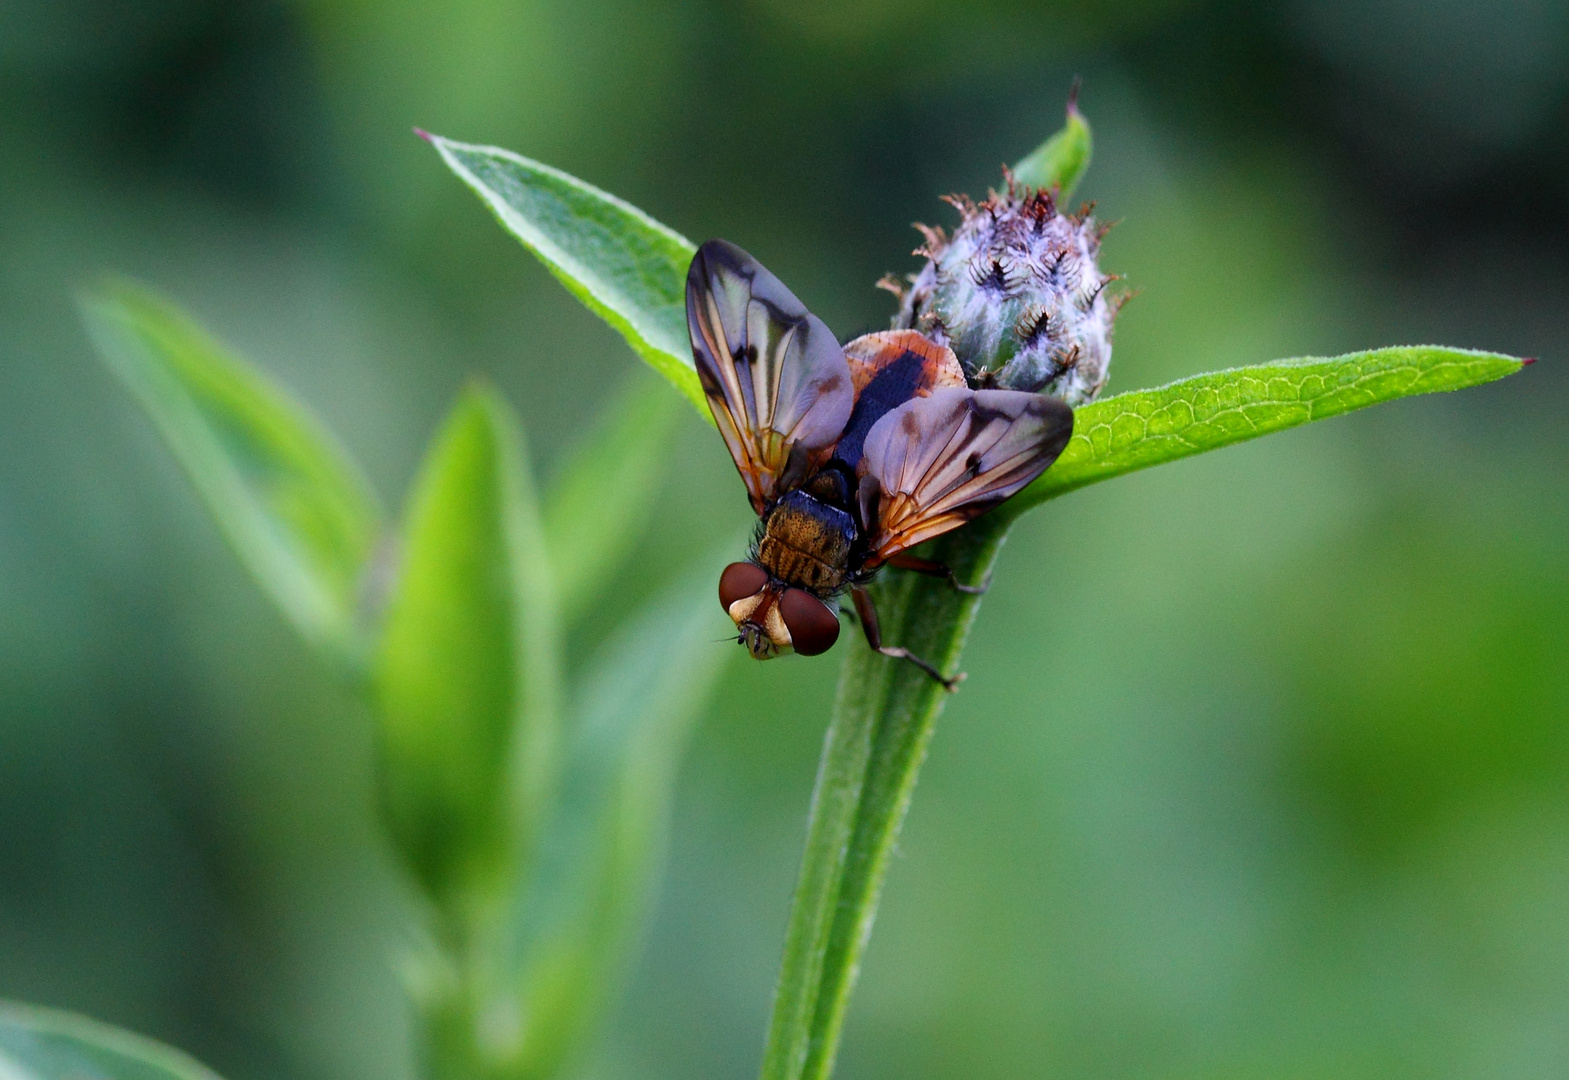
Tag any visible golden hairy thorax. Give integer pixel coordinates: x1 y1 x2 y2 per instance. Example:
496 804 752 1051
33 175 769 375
756 488 856 595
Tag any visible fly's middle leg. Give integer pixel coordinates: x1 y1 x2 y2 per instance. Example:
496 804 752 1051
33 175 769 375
884 553 991 595
850 584 964 691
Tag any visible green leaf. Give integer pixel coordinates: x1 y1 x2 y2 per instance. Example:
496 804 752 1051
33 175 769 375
376 383 560 917
1011 94 1092 198
543 369 684 624
0 1000 226 1080
484 555 734 1080
80 280 383 669
424 132 704 415
1009 346 1528 516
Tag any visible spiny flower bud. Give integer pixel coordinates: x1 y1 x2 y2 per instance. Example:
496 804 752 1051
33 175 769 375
886 176 1121 406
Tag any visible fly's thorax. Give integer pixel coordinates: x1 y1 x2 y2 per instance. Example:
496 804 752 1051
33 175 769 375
757 487 857 594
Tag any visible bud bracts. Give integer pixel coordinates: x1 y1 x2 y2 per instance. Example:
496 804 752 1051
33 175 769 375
890 181 1119 406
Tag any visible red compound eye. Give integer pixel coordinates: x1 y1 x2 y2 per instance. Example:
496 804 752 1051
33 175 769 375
779 589 841 656
718 562 769 611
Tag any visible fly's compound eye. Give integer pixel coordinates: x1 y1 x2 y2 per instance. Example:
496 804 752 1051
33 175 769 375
779 588 841 656
719 562 770 612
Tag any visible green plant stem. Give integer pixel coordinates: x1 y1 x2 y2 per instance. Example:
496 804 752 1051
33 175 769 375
755 347 1530 1080
760 513 1011 1080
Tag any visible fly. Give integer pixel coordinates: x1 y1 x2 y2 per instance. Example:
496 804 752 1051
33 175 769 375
687 239 1074 688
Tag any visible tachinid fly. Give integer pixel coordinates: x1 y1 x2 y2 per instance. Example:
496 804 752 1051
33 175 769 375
687 239 1074 688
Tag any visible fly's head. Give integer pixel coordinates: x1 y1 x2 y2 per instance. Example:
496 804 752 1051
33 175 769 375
737 619 779 660
718 561 841 660
690 236 1077 690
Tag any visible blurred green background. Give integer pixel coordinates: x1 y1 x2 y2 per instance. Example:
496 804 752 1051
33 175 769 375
2 1 1566 1078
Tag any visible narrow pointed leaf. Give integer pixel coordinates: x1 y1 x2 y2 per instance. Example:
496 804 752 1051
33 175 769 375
487 556 732 1080
1012 97 1092 198
0 1001 226 1080
1008 346 1527 516
376 384 559 913
425 133 703 413
80 281 382 668
543 370 684 624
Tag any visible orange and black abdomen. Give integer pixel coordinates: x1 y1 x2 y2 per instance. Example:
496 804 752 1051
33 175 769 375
757 490 857 594
833 330 967 470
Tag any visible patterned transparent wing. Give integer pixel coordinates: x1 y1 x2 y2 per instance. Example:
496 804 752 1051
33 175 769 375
858 387 1073 564
686 239 853 514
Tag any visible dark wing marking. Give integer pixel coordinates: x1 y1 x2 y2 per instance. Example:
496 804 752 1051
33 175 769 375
833 331 966 470
858 387 1073 565
687 239 853 514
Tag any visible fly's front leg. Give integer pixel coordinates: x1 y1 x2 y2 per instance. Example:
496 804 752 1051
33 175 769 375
884 553 991 595
850 585 964 691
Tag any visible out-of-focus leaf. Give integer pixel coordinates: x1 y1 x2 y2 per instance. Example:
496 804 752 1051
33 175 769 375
1012 95 1092 198
482 555 733 1080
0 1001 225 1080
1009 346 1529 516
543 369 684 624
376 383 559 914
80 281 382 668
424 133 704 414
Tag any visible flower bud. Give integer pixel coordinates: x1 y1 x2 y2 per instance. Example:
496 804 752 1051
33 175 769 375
890 179 1120 406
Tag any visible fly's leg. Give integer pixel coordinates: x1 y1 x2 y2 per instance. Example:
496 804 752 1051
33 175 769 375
884 553 991 595
850 585 964 691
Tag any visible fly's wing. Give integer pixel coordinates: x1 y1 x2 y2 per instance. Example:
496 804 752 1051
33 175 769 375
687 239 853 515
858 387 1073 565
